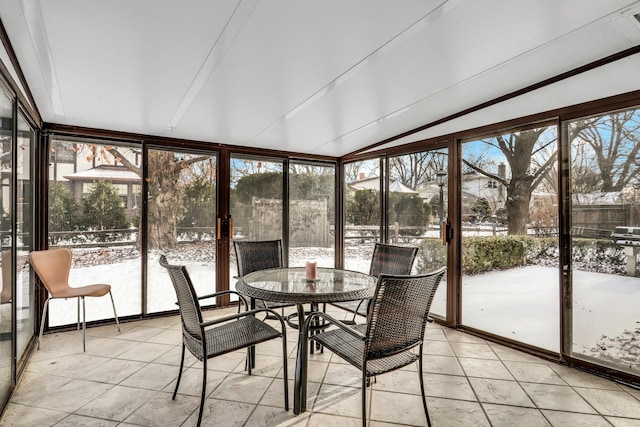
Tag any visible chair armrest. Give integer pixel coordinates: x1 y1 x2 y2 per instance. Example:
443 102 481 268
197 290 249 311
303 311 367 341
200 307 286 329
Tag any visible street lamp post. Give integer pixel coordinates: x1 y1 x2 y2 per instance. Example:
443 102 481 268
436 169 447 237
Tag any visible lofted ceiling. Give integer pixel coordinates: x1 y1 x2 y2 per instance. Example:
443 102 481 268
1 0 640 157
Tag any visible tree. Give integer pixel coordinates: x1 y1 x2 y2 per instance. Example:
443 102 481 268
390 151 446 190
388 192 431 236
48 183 79 238
345 189 380 226
471 197 491 221
80 180 129 236
463 128 557 235
178 174 216 231
569 109 640 193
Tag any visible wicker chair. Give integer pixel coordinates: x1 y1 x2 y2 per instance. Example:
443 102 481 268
159 255 289 427
302 268 445 427
331 243 418 319
233 240 295 315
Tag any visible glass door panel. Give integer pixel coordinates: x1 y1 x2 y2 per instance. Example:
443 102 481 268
461 127 559 351
344 159 381 272
0 85 13 402
16 113 34 359
146 149 217 313
289 162 335 268
389 149 448 318
568 107 640 375
230 157 284 291
48 138 142 325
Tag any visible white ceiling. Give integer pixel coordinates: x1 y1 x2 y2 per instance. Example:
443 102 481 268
1 0 640 157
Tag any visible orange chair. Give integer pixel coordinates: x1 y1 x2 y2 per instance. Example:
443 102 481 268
30 248 120 351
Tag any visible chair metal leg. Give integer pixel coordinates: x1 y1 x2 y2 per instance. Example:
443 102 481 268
198 356 207 427
77 297 81 331
37 297 51 350
109 290 121 332
362 370 367 427
173 343 186 400
418 345 432 427
281 331 289 411
82 296 86 352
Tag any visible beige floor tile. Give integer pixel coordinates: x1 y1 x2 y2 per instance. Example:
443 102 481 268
182 398 254 427
449 342 498 360
233 353 285 377
370 389 431 426
84 337 140 358
145 327 182 345
164 365 229 398
458 357 513 380
422 373 476 401
423 354 465 376
313 383 364 418
521 383 596 413
75 385 158 421
489 343 549 363
79 358 147 384
469 377 535 407
123 391 200 426
120 362 180 390
444 329 486 344
483 403 551 427
244 404 300 427
607 417 640 427
55 414 119 426
323 362 361 387
575 387 640 418
307 412 359 426
550 364 622 390
0 403 68 426
209 372 274 404
423 339 456 356
374 369 423 395
427 397 490 427
115 341 174 362
541 409 612 427
503 361 566 384
115 325 165 342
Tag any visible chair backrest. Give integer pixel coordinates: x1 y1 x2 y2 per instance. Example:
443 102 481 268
365 268 445 360
369 243 418 278
30 248 73 297
234 240 284 277
159 255 204 342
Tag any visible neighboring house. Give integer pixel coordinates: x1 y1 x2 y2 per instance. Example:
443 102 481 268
347 176 418 194
63 165 141 220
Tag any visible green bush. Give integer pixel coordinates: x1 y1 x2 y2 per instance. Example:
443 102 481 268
416 238 447 273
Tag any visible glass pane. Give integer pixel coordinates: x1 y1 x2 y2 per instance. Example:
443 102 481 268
568 108 640 375
230 157 284 291
147 150 217 313
289 162 335 268
48 138 142 326
389 150 448 318
0 85 12 402
344 159 381 272
461 127 559 351
16 113 34 358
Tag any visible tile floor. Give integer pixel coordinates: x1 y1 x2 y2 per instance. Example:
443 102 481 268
2 306 640 427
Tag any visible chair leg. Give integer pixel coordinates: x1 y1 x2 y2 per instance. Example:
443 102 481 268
37 297 51 350
418 347 432 427
173 343 186 399
82 296 86 352
198 357 207 427
362 371 368 427
281 333 289 411
77 297 81 331
108 290 121 332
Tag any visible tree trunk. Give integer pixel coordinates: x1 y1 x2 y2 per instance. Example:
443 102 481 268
147 151 184 249
506 176 533 235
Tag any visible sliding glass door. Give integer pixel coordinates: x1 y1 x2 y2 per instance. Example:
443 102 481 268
567 107 640 375
460 126 560 351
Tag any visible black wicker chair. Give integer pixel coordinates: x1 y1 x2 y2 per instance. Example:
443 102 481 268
159 255 289 427
302 268 445 427
233 240 295 315
330 243 418 320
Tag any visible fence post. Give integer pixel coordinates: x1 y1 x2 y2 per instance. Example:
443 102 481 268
394 221 399 243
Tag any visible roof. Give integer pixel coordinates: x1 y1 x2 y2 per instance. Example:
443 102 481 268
64 165 140 183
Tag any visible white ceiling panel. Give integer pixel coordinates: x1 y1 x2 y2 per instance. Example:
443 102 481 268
0 0 639 156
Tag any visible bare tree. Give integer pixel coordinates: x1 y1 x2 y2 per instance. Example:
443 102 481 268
569 110 640 192
389 151 446 190
463 128 557 235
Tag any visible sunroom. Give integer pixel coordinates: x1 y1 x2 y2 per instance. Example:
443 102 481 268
0 1 639 425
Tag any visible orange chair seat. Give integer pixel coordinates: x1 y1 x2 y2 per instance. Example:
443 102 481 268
50 284 111 299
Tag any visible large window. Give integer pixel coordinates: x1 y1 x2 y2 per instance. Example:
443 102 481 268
388 149 448 317
230 156 284 289
461 126 560 351
48 138 142 326
567 107 640 375
146 149 217 313
343 158 381 272
289 161 335 267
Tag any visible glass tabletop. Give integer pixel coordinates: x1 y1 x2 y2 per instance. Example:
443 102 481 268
236 267 376 304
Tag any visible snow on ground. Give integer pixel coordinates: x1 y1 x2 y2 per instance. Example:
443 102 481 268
48 245 640 375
